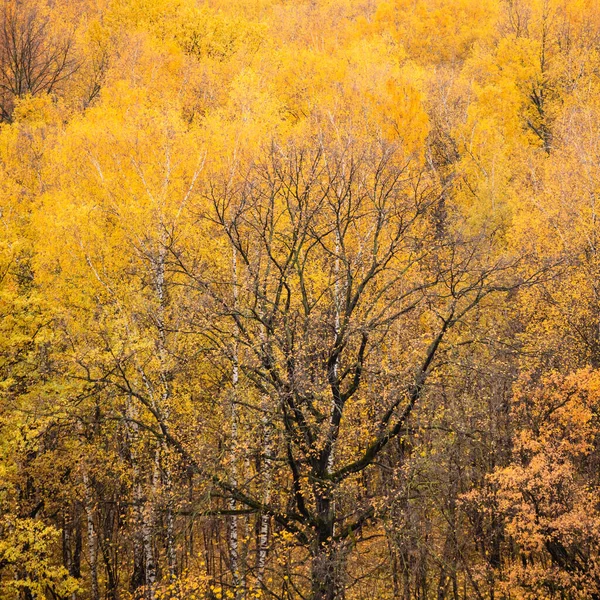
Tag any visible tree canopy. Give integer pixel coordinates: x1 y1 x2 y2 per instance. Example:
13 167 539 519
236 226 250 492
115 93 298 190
1 0 600 599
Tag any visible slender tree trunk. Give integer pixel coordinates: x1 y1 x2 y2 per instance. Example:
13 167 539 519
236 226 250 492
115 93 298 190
164 459 177 580
256 434 271 590
228 370 241 594
257 327 272 589
126 400 147 594
131 476 146 593
63 512 72 580
83 471 100 600
143 450 160 600
99 510 119 600
228 245 243 597
256 513 269 588
154 244 177 582
256 295 273 590
63 508 82 600
73 510 82 580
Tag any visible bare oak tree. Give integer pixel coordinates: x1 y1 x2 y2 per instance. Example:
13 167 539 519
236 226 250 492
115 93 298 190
162 137 537 599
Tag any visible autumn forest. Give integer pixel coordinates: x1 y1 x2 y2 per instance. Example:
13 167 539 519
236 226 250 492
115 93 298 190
1 0 600 598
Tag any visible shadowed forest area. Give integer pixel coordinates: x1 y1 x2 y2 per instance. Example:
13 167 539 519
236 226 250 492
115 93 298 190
1 0 600 598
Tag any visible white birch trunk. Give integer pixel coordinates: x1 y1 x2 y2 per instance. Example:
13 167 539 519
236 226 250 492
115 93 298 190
256 408 272 588
229 245 242 596
164 461 177 580
257 306 272 588
153 241 177 581
82 471 100 600
143 449 160 600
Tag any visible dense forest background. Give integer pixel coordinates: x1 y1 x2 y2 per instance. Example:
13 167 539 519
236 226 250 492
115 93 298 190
1 0 600 598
